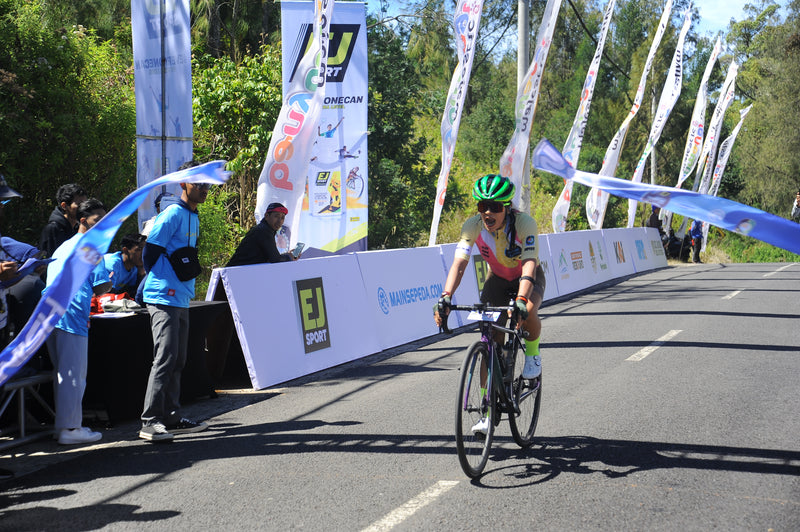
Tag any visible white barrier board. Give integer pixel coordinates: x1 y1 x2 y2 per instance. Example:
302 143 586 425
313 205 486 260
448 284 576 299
356 247 445 350
546 229 614 296
217 255 381 389
600 227 639 278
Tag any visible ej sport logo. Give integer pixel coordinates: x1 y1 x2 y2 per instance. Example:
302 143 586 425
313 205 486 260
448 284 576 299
290 23 360 84
472 255 489 293
295 277 331 354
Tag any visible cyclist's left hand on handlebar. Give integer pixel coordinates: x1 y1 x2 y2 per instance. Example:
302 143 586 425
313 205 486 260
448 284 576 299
513 297 529 321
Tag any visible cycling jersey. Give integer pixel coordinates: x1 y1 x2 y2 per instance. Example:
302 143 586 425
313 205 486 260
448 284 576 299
454 212 539 281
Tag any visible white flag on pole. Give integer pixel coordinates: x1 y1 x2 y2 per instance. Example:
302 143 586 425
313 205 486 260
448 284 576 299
551 0 615 233
696 60 738 195
429 0 484 246
499 0 562 212
255 0 335 245
626 9 691 228
585 0 673 230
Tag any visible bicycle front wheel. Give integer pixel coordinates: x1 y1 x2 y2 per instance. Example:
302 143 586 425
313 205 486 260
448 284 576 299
508 349 542 448
455 342 495 478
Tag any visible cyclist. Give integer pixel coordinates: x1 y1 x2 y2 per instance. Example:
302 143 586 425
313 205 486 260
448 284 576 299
434 174 545 433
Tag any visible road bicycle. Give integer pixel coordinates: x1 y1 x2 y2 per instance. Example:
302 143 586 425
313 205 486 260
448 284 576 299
440 301 542 477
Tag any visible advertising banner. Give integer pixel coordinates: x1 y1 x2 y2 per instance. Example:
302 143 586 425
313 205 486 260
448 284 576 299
600 228 638 278
279 1 369 253
585 0 673 230
256 0 335 247
499 0 562 211
132 0 193 230
552 0 614 233
534 138 800 256
429 0 484 245
216 254 380 389
626 9 691 227
546 229 614 297
356 247 445 350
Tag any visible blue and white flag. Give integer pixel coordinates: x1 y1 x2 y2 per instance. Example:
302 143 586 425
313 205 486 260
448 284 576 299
0 162 230 386
533 139 800 255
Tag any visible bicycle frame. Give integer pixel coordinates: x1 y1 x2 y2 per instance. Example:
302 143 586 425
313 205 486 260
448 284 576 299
448 303 527 418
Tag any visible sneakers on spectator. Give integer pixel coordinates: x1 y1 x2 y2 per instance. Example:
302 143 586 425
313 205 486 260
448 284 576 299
58 427 102 445
522 355 541 379
470 417 490 435
139 422 174 442
165 418 208 435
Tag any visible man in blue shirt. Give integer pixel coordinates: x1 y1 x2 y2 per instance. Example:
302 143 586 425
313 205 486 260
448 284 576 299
103 233 145 295
690 219 704 264
139 160 210 442
45 198 111 445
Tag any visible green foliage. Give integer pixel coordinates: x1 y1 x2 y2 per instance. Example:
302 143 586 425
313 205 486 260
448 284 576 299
196 186 243 298
713 230 800 263
0 0 135 245
192 47 283 229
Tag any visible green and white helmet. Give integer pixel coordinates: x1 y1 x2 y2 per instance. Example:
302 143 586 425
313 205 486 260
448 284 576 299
472 174 515 205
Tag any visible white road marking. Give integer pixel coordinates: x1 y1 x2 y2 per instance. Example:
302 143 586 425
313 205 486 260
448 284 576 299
361 480 459 532
722 290 742 300
763 263 796 277
626 330 682 362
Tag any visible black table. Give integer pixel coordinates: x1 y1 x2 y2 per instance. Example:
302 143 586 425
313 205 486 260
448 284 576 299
85 301 227 422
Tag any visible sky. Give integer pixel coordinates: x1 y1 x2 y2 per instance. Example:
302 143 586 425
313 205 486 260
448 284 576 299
362 1 776 37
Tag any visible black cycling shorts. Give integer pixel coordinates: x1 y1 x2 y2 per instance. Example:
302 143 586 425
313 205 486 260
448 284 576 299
480 263 546 307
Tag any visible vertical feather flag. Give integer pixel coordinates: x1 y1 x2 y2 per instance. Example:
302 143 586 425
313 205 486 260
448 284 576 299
696 61 738 195
585 0 673 230
255 0 335 245
626 9 691 228
499 0 562 212
429 0 484 246
551 0 615 233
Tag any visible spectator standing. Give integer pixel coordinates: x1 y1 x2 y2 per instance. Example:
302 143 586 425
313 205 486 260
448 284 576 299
690 219 704 264
646 205 665 238
45 198 111 445
103 233 146 295
139 161 210 442
791 190 800 222
40 184 88 258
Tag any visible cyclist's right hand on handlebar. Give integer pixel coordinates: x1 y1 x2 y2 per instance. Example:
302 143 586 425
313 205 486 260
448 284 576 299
433 294 451 328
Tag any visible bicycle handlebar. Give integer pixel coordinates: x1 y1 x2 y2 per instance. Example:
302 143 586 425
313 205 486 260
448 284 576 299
438 302 528 338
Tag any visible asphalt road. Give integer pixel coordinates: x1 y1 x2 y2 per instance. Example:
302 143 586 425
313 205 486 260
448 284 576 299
1 262 798 531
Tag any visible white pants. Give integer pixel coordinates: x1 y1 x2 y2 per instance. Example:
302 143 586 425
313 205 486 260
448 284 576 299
46 328 88 431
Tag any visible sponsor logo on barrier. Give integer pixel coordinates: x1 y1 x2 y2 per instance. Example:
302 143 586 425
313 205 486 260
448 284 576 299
377 287 390 315
570 251 584 271
635 240 647 260
588 242 597 274
558 250 569 280
377 282 444 314
613 241 626 264
596 240 608 270
290 23 360 84
651 239 666 257
472 255 489 293
296 277 331 353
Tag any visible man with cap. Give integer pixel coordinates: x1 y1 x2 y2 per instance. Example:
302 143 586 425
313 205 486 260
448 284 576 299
226 202 300 267
138 160 211 442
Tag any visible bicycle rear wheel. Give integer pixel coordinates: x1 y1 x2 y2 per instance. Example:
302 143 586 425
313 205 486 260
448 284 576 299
508 348 542 448
455 342 495 477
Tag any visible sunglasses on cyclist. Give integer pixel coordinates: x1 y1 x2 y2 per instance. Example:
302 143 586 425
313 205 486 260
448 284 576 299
193 183 212 191
477 200 505 214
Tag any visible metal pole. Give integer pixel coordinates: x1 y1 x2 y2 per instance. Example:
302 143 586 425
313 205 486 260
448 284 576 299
160 0 167 178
